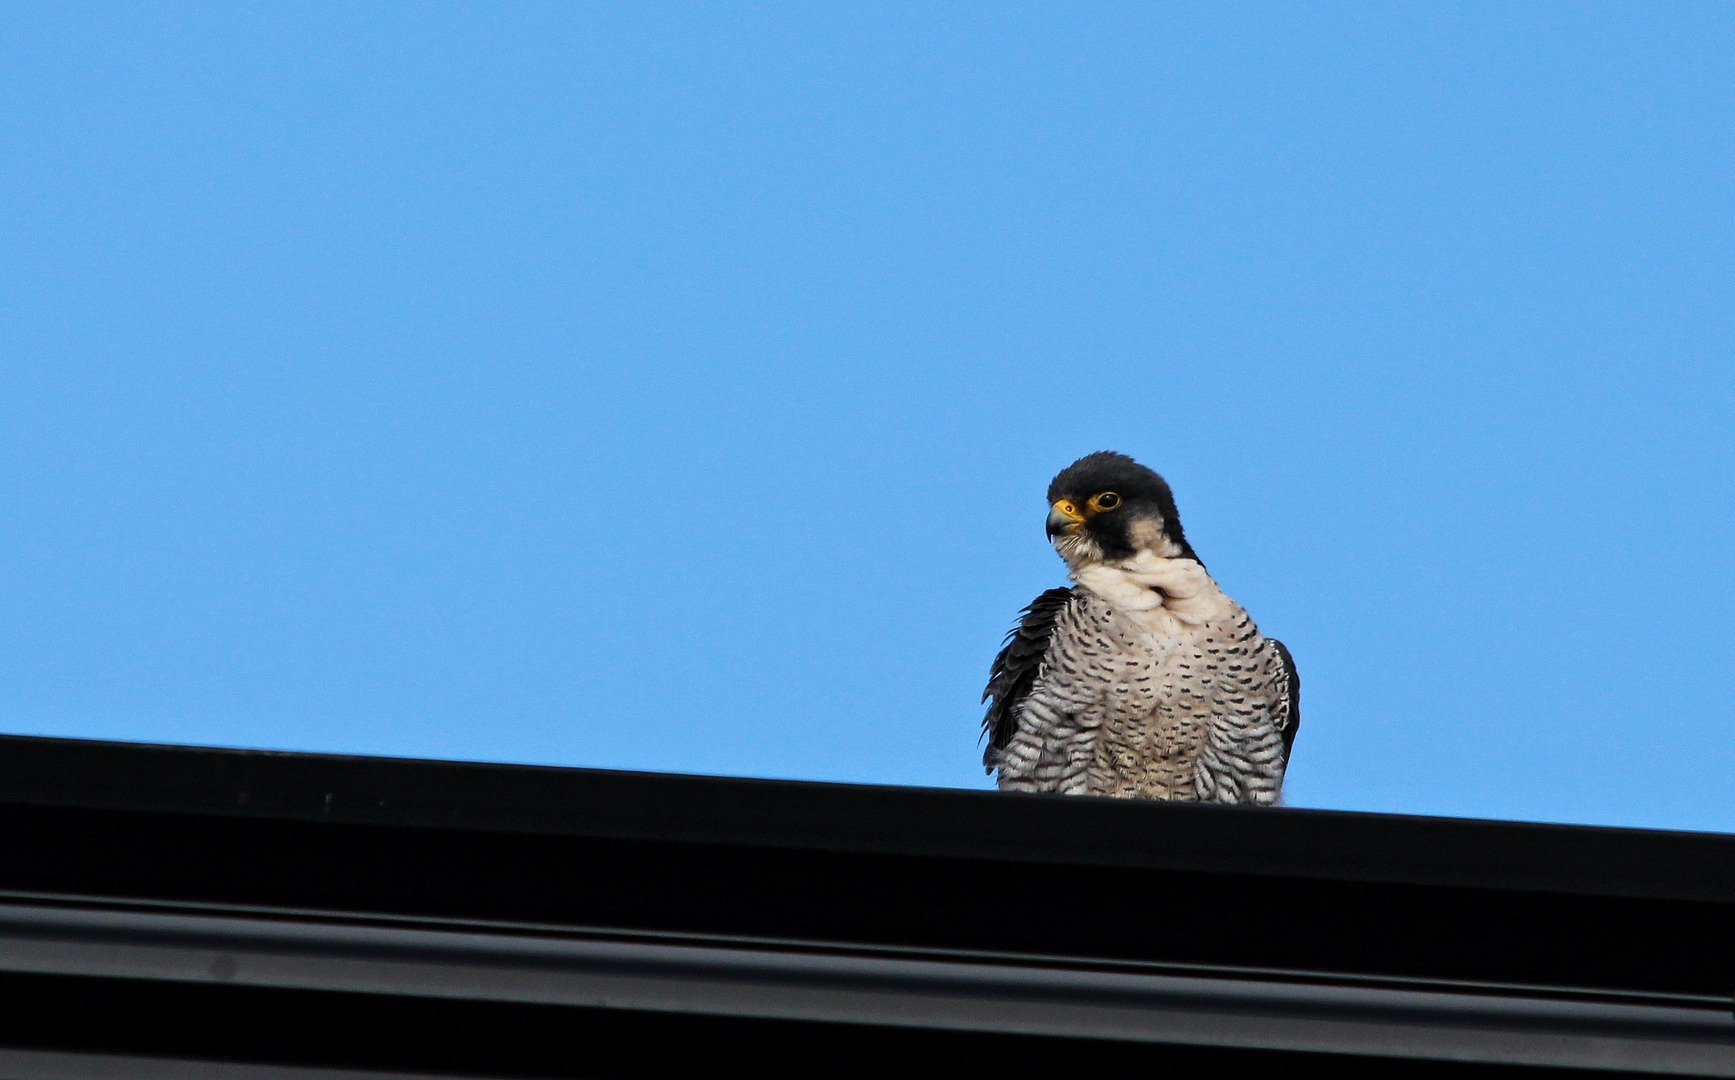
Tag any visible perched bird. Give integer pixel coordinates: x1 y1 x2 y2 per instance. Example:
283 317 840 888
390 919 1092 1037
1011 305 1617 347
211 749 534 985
982 452 1298 802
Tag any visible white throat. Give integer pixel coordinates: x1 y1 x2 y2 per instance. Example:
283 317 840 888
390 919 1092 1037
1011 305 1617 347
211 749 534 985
1070 549 1233 630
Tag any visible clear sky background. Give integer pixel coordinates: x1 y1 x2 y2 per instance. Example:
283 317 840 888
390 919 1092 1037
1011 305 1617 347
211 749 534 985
3 3 1732 832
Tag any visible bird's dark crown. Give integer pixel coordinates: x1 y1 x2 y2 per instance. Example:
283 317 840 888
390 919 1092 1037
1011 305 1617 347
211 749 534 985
1048 451 1199 564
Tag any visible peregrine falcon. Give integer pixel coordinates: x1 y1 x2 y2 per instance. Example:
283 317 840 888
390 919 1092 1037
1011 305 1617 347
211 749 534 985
982 452 1298 803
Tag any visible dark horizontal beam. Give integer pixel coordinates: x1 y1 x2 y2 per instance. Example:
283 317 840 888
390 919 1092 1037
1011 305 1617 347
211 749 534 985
0 734 1730 902
0 971 1624 1080
0 734 1729 1076
0 896 1727 1076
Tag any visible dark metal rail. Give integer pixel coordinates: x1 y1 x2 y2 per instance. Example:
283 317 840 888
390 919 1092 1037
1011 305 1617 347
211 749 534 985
0 734 1728 1076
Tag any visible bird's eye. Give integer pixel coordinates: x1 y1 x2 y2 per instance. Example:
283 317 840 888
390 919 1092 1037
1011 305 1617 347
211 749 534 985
1091 492 1121 511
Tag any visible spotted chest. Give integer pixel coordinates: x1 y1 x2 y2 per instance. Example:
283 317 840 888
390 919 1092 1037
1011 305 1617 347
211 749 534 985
998 558 1291 802
1067 592 1272 798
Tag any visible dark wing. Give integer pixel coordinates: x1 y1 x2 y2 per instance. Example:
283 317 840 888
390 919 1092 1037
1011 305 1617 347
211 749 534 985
981 587 1076 770
1269 638 1300 756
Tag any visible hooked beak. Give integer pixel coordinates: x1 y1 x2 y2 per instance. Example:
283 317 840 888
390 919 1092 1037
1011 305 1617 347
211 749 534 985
1046 499 1086 539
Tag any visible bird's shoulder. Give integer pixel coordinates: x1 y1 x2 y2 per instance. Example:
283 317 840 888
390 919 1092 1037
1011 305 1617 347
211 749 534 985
981 586 1079 764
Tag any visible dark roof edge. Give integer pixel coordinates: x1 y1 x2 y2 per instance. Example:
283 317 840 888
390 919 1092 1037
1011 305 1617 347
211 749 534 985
0 733 1731 904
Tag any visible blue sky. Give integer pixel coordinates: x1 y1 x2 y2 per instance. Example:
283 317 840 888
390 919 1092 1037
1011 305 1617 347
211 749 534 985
3 3 1732 831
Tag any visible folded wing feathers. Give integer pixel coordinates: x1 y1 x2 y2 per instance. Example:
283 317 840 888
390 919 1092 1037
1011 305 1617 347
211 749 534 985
1269 637 1301 756
981 587 1076 765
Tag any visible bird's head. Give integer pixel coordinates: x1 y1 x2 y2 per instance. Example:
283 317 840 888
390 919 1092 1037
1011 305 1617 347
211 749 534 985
1045 451 1200 570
